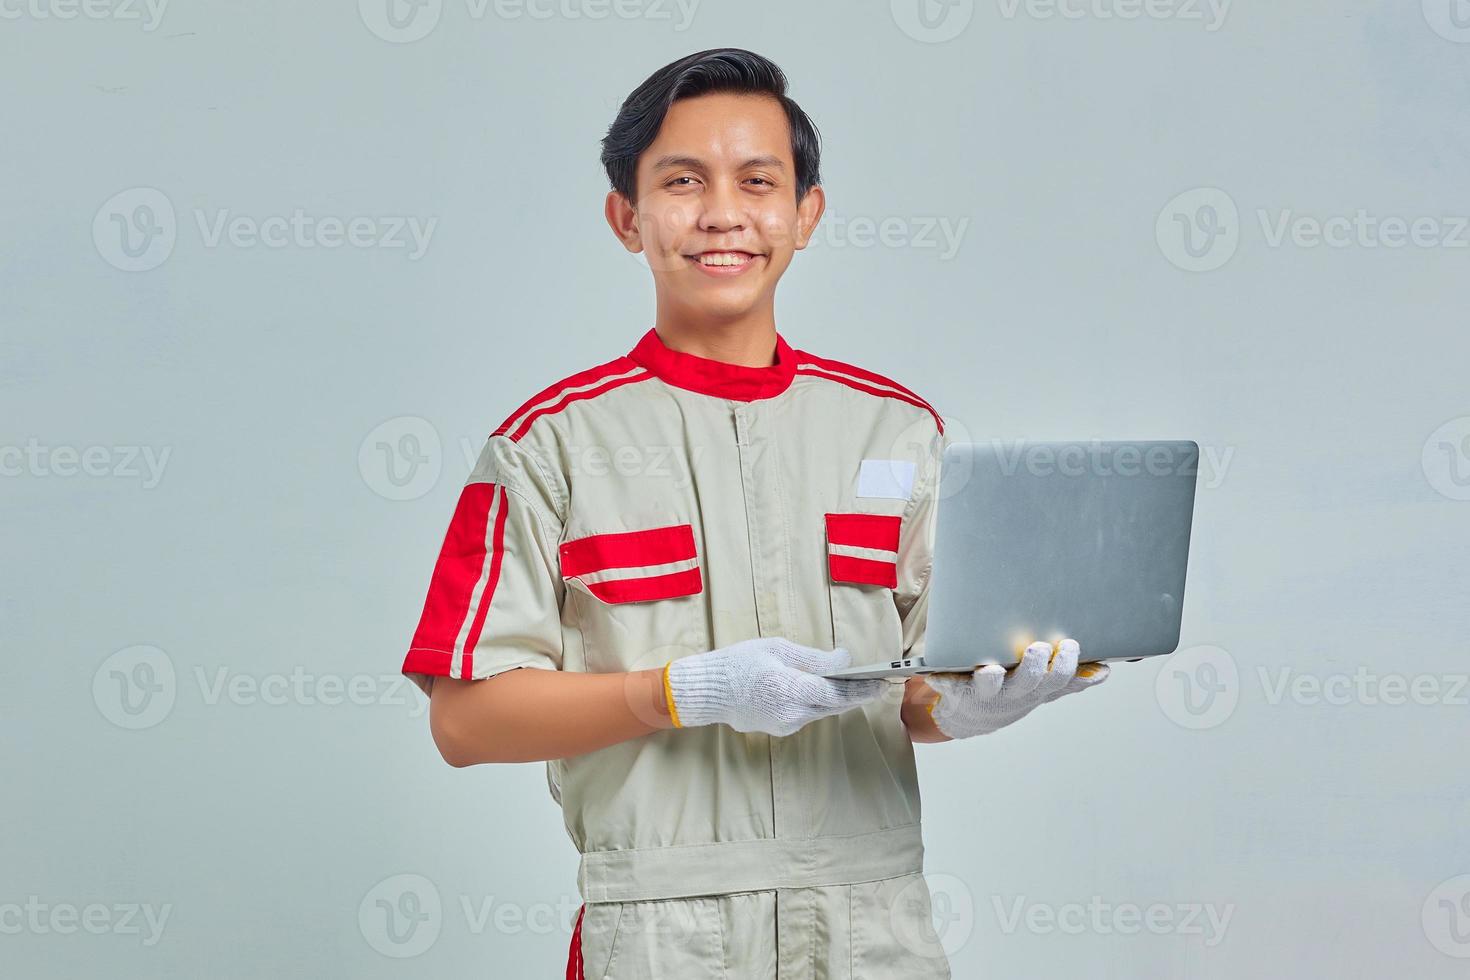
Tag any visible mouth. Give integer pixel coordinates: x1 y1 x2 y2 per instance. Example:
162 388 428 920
686 250 763 277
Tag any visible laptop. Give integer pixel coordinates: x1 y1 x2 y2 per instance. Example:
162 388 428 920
824 439 1199 679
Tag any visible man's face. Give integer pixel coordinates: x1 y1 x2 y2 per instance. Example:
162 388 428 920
607 92 824 322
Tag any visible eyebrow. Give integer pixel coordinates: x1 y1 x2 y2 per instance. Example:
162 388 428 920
649 154 787 173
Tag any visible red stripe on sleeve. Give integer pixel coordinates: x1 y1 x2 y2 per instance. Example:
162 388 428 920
458 484 508 679
406 483 498 671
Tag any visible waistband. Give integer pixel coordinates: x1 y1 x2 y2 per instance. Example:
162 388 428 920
577 823 926 904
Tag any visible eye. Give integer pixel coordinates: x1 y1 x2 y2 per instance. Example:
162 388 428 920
666 175 699 187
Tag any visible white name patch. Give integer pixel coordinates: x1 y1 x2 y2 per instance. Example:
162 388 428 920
857 459 916 500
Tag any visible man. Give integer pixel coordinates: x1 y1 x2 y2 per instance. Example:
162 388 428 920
401 48 1110 979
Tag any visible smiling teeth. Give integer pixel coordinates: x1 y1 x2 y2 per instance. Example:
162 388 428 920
698 253 751 266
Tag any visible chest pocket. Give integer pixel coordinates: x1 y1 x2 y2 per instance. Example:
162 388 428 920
559 522 708 672
824 512 905 667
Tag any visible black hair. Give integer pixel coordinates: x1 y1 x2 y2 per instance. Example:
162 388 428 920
600 48 822 205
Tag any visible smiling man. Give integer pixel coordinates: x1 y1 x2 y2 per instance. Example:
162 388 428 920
400 48 1106 978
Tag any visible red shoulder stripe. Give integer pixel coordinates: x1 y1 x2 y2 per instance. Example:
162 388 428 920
503 370 652 442
490 355 646 441
792 351 939 415
795 366 945 434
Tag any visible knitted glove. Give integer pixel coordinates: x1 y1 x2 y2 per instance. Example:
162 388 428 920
663 637 886 737
924 638 1111 739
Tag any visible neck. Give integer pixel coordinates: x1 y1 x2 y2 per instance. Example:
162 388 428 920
652 299 779 368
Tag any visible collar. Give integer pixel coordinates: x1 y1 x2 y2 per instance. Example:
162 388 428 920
628 326 798 401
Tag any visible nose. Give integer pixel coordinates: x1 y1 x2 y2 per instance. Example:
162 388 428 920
697 178 746 234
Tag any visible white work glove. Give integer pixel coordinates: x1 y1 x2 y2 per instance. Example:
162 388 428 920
663 637 886 737
924 638 1110 740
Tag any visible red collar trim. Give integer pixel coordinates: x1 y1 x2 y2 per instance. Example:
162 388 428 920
628 327 797 401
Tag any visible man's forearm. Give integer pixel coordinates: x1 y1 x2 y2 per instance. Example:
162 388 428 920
431 665 950 765
430 666 677 765
901 675 952 743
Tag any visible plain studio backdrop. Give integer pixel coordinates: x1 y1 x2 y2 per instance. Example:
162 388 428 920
3 1 1467 977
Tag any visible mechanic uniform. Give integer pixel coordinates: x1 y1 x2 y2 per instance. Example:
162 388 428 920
401 326 952 979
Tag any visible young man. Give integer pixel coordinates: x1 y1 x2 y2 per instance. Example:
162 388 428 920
401 48 1110 979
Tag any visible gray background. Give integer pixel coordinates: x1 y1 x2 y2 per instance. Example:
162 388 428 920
4 0 1468 976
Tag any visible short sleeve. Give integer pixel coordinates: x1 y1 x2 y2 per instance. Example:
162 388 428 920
401 437 565 697
895 419 949 661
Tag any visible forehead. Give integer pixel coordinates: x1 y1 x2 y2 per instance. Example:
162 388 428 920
638 92 793 175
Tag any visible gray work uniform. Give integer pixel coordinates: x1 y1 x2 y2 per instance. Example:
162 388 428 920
403 327 951 978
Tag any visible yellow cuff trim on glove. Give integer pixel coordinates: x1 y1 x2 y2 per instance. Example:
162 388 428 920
662 661 683 728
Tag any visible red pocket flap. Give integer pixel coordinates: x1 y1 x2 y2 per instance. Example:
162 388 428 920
824 513 900 588
559 522 702 603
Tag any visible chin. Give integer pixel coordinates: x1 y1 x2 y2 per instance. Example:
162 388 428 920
692 293 762 320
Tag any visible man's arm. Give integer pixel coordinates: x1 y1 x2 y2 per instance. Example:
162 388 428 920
900 675 951 743
893 415 949 743
428 666 677 765
430 638 886 763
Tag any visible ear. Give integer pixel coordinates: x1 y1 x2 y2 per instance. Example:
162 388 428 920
604 190 643 254
792 184 826 251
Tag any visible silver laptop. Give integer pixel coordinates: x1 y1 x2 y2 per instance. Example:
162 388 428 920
824 440 1199 679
